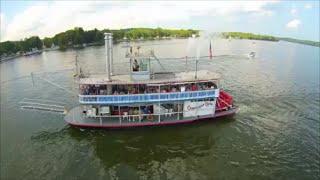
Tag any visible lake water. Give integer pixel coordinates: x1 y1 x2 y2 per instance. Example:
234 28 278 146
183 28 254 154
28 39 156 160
1 39 319 179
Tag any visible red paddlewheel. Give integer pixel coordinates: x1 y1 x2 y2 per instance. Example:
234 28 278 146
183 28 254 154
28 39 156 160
216 90 233 111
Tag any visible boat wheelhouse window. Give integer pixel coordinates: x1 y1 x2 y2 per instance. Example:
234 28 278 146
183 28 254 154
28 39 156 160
132 58 149 72
132 59 139 71
191 98 214 102
110 105 154 118
154 103 182 115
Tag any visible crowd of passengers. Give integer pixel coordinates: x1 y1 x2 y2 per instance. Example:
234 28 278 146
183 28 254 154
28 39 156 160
80 82 217 95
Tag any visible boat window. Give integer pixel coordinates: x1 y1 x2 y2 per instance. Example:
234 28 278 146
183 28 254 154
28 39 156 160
132 58 149 72
132 59 139 71
208 81 217 89
79 81 216 95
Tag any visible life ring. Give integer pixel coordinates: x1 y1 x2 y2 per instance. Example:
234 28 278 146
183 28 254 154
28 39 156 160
147 114 153 121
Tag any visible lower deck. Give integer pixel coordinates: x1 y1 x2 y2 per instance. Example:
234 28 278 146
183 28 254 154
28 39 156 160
64 106 238 128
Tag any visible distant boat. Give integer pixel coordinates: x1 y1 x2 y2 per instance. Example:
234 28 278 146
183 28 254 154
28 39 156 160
248 52 256 58
24 48 42 56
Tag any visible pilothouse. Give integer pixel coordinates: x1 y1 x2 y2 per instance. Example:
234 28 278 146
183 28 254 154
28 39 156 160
64 33 238 128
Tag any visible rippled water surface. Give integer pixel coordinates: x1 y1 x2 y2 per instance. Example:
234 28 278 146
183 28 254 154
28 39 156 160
1 39 319 179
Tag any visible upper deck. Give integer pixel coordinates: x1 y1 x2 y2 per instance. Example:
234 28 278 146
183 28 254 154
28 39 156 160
78 70 220 105
79 70 220 85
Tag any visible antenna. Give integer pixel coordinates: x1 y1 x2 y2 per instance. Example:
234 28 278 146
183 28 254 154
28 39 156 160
195 59 198 79
195 39 200 79
74 52 79 77
185 56 188 73
31 72 35 86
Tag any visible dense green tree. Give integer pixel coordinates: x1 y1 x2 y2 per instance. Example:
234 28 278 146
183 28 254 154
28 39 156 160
73 27 85 45
2 28 319 57
221 32 278 41
43 37 53 48
1 27 199 55
0 41 18 55
26 36 42 50
93 30 104 43
83 29 96 43
0 36 43 56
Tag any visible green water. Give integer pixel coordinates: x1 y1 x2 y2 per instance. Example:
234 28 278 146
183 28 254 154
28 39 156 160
1 39 319 179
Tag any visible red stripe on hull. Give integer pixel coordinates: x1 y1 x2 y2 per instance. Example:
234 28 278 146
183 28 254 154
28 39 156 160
66 107 238 129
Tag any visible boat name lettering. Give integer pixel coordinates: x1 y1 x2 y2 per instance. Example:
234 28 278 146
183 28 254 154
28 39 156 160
187 101 214 111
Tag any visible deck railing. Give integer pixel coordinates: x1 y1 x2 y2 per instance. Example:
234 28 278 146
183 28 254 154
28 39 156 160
79 89 219 104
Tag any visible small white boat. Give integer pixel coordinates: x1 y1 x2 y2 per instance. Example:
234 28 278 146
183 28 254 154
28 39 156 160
248 52 256 58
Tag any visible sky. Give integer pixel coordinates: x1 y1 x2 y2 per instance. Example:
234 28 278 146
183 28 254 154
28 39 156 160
0 0 319 42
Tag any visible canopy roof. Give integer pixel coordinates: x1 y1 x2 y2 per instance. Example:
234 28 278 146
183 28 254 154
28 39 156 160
79 70 220 85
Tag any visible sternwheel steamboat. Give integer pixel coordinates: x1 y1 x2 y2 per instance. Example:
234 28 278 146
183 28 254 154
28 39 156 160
64 33 237 129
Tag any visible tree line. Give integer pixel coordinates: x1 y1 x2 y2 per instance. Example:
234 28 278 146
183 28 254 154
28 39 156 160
0 36 43 56
221 32 278 41
221 32 320 47
0 27 199 56
277 37 320 47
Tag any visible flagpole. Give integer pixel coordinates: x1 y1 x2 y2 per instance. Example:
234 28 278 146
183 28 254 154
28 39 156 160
209 40 213 59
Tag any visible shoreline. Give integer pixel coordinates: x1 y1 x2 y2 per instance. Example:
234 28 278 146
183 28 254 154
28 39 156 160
0 37 188 62
1 36 319 63
221 32 319 47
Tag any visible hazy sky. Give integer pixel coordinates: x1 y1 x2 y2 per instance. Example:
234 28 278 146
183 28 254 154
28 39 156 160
1 1 319 41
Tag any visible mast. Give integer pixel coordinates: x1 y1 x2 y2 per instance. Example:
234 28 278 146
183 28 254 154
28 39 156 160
104 33 112 81
195 59 198 79
75 52 78 76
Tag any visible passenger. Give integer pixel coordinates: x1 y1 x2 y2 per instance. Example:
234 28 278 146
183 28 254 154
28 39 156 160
99 89 102 95
80 85 84 94
129 108 133 118
133 108 140 121
133 108 139 115
88 86 92 95
142 106 149 120
147 111 153 121
191 84 198 91
172 86 177 92
131 88 137 94
142 106 148 114
84 87 88 95
180 86 186 92
141 86 146 94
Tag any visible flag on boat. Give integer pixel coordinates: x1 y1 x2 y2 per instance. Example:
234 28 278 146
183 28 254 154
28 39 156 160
209 40 213 59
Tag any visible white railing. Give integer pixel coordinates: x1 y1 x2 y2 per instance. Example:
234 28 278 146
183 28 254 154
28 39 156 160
79 89 219 104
